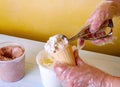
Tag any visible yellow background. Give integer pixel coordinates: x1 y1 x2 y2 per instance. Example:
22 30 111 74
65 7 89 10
0 0 120 56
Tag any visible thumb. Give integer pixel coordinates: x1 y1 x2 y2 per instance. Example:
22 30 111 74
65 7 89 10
74 49 84 66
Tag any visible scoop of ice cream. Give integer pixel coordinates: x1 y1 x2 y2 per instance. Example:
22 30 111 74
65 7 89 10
0 45 24 61
44 34 69 53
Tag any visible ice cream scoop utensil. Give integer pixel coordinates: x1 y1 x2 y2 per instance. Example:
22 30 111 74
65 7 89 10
68 19 113 41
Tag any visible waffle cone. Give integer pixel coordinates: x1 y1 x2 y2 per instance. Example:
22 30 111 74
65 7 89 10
52 45 76 66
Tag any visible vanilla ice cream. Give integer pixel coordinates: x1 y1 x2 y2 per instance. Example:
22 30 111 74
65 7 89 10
44 34 76 65
44 34 68 53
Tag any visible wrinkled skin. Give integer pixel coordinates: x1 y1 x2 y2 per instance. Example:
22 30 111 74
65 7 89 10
85 1 119 45
54 50 111 87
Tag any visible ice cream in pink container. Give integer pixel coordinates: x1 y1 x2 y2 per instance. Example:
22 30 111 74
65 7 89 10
0 42 25 82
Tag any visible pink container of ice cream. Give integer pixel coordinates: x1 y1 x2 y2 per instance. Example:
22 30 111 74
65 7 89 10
0 42 25 82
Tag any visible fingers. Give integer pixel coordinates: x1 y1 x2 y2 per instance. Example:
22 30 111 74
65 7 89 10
87 1 115 33
87 7 106 33
54 62 70 80
54 49 84 80
89 17 102 33
91 36 117 46
88 10 108 33
86 1 118 46
54 61 82 87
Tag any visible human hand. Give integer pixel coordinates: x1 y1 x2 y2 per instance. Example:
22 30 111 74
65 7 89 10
54 50 111 87
86 1 118 45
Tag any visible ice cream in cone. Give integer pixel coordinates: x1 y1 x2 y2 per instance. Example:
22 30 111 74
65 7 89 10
44 34 76 65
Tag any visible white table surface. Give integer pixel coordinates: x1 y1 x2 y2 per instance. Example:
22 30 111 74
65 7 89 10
0 34 120 87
